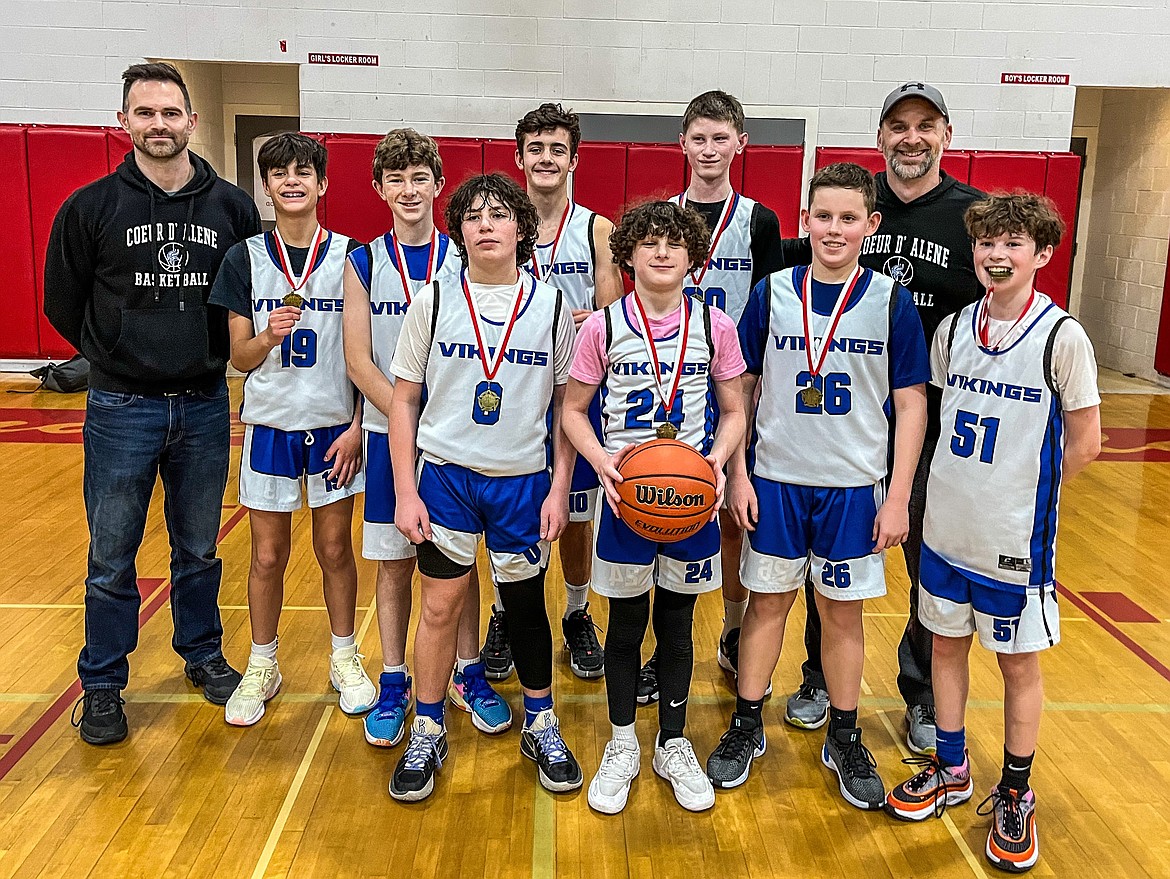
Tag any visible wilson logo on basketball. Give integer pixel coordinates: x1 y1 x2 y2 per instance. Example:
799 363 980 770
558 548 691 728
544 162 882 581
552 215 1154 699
633 485 706 508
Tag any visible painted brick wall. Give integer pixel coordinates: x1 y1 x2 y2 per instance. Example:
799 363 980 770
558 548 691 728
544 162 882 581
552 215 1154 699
3 0 1166 148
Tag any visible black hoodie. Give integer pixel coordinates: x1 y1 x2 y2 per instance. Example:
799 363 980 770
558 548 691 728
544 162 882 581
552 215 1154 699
43 150 261 394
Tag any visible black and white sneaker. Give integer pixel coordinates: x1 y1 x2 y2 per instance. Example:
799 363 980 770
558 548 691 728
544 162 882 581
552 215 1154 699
706 713 766 789
71 689 128 745
821 726 885 810
562 604 604 679
635 651 658 705
717 627 740 674
390 716 448 802
480 604 514 681
520 709 583 792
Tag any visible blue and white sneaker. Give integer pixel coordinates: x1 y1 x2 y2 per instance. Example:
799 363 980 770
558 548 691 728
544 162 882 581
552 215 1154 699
448 662 512 734
364 672 411 747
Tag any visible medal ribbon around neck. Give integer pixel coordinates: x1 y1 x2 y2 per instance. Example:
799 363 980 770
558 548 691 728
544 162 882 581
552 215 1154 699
802 265 864 383
391 227 439 306
977 286 1036 351
461 270 530 382
630 291 690 429
678 191 737 288
530 201 574 281
273 225 326 294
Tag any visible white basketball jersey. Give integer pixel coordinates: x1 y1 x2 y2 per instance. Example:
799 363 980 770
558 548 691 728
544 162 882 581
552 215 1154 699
241 231 354 431
924 295 1071 590
364 232 462 433
752 267 894 487
678 192 757 321
418 276 562 477
526 203 598 313
599 294 715 455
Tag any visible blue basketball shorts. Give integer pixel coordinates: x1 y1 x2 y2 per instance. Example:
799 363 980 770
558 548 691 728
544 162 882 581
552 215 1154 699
240 423 364 512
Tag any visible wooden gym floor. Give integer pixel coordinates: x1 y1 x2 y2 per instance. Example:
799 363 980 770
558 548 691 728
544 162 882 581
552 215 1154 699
0 371 1167 878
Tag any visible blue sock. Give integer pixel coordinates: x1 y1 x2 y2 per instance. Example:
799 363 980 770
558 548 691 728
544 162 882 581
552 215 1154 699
416 698 445 726
936 726 966 768
523 693 553 728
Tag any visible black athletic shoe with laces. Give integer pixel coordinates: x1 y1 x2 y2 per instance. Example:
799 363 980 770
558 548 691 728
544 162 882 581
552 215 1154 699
821 726 885 810
635 650 658 705
480 604 514 681
562 603 604 678
185 654 242 705
706 713 767 789
71 689 128 745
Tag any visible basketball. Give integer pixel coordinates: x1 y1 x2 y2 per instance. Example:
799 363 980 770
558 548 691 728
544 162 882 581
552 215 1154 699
615 439 718 543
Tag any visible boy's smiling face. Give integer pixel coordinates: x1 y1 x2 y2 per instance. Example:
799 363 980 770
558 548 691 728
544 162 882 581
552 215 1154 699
972 231 1053 295
801 186 880 275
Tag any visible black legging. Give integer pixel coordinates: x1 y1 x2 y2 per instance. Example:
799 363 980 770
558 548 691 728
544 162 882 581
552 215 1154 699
496 570 553 691
604 588 698 734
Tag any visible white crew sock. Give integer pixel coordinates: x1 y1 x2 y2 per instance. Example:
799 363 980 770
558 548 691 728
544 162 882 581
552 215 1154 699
611 722 638 748
331 631 356 653
455 656 477 673
722 598 748 637
382 662 407 676
251 638 278 662
564 581 589 617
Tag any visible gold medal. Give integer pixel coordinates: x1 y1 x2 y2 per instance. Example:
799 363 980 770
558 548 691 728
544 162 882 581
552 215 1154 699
800 385 823 408
655 422 679 440
477 387 501 415
282 292 304 308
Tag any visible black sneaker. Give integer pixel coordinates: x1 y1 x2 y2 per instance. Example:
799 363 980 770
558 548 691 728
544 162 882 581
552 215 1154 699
480 604 514 681
562 603 604 679
390 716 448 802
821 726 886 810
635 650 658 705
520 709 583 792
717 627 740 674
706 713 766 789
185 654 242 705
71 689 128 745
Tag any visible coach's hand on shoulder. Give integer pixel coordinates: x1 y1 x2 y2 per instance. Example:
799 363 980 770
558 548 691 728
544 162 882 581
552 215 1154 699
324 421 362 487
395 491 433 545
597 443 635 515
871 496 910 552
727 471 757 531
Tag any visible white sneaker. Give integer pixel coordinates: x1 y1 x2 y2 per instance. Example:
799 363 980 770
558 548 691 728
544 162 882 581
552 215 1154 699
587 738 641 814
329 646 376 714
653 736 715 812
224 656 282 726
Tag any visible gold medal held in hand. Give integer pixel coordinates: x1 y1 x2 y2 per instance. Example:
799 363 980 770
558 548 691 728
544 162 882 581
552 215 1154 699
282 292 304 308
477 386 501 415
655 422 679 440
800 385 823 408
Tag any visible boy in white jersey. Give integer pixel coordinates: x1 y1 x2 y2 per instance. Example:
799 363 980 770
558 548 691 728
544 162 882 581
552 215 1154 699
209 133 375 725
887 194 1100 875
343 130 510 752
705 164 929 808
564 201 746 814
638 90 786 703
478 104 624 682
387 174 581 802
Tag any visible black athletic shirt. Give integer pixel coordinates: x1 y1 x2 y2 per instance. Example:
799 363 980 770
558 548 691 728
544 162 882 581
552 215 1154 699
210 233 362 319
686 199 785 288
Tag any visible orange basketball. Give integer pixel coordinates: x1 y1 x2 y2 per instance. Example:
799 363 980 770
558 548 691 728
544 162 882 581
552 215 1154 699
615 438 717 543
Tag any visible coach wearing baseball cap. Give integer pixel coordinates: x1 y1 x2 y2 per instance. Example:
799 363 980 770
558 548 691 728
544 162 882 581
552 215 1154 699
780 82 985 755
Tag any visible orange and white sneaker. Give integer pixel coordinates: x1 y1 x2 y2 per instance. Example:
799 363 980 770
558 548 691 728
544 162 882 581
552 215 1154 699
886 753 973 821
978 786 1039 873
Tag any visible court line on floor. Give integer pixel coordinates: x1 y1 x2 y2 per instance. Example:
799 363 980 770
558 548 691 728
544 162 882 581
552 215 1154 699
0 504 249 782
1057 584 1170 684
532 786 555 879
249 599 380 878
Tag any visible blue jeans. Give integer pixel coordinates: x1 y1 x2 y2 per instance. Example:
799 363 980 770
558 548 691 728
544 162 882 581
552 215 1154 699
78 381 231 690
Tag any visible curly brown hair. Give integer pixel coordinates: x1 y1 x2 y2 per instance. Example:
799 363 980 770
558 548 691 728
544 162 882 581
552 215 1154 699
372 128 443 183
609 201 711 280
964 192 1065 252
515 103 581 156
443 174 539 268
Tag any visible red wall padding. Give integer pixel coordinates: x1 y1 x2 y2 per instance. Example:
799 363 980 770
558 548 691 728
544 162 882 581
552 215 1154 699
0 126 40 357
817 146 1080 308
5 123 1091 360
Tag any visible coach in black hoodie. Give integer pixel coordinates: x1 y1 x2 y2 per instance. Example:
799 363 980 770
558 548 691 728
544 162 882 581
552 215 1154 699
44 63 260 745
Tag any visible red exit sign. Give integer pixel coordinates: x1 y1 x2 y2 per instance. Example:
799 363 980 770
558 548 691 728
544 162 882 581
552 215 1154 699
308 53 378 66
1001 72 1070 85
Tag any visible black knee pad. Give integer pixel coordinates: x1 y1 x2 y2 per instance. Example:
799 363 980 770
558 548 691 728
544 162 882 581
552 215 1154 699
496 570 553 690
415 540 473 580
